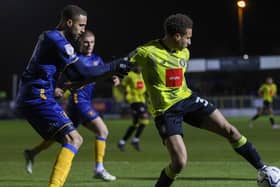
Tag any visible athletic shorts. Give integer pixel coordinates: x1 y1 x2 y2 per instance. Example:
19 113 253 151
67 101 99 128
16 98 74 141
130 102 149 125
263 100 273 110
154 94 216 140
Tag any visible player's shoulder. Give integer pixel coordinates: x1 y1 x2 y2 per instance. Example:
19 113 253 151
44 29 66 42
135 39 161 56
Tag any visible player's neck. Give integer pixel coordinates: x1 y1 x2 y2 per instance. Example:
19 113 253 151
161 37 176 53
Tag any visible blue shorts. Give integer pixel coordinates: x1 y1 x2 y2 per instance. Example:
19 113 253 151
67 101 99 128
154 94 216 140
16 98 75 141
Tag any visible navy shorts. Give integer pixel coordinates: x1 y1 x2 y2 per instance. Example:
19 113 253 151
154 94 216 140
17 98 75 142
263 100 273 110
130 102 149 125
67 101 99 128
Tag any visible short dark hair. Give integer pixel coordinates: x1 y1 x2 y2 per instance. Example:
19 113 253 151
164 13 193 36
60 5 87 21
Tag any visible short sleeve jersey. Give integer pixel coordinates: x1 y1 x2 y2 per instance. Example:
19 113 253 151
130 39 192 116
121 71 146 104
259 83 277 103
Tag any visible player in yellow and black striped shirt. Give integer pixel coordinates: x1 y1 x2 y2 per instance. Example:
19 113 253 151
249 77 278 128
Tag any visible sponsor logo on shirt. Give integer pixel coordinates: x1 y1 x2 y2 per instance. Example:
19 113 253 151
136 81 144 90
165 68 183 87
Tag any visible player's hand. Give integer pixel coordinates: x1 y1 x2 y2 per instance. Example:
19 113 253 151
112 75 121 86
111 58 132 77
54 87 64 98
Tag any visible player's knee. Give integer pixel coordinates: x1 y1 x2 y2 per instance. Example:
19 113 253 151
71 134 83 148
172 157 187 173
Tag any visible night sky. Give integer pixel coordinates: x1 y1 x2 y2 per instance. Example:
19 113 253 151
0 0 279 96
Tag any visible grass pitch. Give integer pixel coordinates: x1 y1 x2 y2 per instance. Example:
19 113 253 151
0 116 279 186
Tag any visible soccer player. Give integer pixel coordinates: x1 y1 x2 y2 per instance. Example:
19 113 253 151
15 5 130 187
23 30 118 181
128 13 272 187
117 66 149 151
249 77 278 128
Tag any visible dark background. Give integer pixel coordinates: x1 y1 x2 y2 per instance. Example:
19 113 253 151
0 0 279 97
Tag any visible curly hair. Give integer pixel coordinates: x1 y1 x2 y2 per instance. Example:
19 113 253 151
163 13 193 36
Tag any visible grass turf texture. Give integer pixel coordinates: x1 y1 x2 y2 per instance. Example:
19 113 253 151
0 116 279 186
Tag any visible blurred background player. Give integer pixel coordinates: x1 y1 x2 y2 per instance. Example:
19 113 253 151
117 66 149 151
128 13 273 187
23 30 118 181
249 77 278 129
15 4 130 186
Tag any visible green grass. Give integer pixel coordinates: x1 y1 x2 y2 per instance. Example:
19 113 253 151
0 116 280 186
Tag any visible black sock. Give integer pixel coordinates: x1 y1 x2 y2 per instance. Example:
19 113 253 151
234 141 264 169
135 124 145 138
154 169 174 187
122 126 136 141
269 117 275 125
252 114 260 121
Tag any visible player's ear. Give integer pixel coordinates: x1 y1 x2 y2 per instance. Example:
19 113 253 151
66 19 73 27
174 33 181 41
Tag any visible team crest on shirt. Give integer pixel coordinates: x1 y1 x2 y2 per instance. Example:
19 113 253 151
64 44 74 56
179 59 186 67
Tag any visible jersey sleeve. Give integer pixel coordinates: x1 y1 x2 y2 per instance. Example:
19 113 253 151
45 31 79 65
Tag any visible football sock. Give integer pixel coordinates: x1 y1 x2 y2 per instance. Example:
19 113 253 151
269 117 275 126
49 143 77 187
122 126 136 141
95 136 106 172
233 136 264 169
135 124 145 138
155 166 176 187
251 114 259 121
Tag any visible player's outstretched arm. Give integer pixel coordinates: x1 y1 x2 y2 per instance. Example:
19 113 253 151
63 58 132 89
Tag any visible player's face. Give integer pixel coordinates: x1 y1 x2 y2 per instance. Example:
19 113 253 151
266 78 273 84
79 35 95 56
69 15 87 40
176 28 192 50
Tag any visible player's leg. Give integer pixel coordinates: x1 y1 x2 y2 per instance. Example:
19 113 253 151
265 105 279 129
249 107 263 128
18 100 82 187
131 104 149 151
83 116 116 181
24 140 54 174
199 109 265 170
155 135 187 187
118 104 137 151
49 129 83 187
154 109 186 187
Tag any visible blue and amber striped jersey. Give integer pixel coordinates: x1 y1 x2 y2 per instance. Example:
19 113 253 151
17 29 78 105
